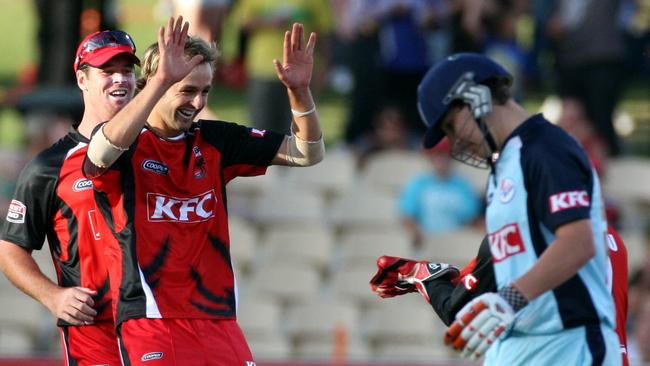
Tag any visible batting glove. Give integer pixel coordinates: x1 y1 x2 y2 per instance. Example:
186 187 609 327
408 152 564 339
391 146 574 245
444 285 528 361
370 256 460 302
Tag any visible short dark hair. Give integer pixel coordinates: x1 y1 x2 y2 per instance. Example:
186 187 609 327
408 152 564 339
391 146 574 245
483 77 512 105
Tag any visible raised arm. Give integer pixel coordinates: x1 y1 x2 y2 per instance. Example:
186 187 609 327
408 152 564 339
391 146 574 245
85 17 204 174
271 23 324 167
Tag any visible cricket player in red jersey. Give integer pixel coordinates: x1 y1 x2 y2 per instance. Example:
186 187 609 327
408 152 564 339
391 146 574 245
0 30 140 365
370 225 629 365
82 17 324 365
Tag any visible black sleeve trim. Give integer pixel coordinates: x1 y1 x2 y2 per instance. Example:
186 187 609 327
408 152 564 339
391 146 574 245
424 236 496 325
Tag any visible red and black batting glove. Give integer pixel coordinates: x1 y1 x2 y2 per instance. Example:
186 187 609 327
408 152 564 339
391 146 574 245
369 256 460 302
444 285 528 361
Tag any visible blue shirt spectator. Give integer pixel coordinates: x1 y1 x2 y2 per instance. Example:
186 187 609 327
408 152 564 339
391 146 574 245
398 139 481 244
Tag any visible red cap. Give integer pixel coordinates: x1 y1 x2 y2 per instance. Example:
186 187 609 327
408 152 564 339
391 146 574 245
74 30 140 73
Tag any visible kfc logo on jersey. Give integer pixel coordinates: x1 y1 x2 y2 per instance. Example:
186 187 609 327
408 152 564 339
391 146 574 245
250 128 266 138
489 223 526 262
72 178 93 192
549 190 590 213
6 199 26 224
147 190 216 223
142 159 169 176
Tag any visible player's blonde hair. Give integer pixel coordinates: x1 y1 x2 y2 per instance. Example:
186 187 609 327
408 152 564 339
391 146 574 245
136 36 219 90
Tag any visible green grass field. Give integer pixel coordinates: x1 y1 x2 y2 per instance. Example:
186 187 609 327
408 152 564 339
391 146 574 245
0 0 648 154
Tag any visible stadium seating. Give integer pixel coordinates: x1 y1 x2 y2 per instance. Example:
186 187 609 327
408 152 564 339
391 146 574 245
329 263 385 307
283 148 356 201
364 296 450 360
337 229 412 268
10 147 649 364
284 298 372 360
326 181 401 235
259 225 334 272
247 263 320 306
420 228 486 266
360 151 428 195
605 157 650 203
229 215 258 274
251 184 325 229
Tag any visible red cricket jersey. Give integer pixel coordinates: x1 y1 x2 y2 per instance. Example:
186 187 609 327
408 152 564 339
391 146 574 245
85 120 283 326
1 130 120 364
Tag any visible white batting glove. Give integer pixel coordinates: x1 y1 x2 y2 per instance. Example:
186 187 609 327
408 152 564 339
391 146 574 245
444 286 527 361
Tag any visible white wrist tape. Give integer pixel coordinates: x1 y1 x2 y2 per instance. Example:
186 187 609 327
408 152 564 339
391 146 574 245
285 133 325 167
87 124 129 168
291 105 316 117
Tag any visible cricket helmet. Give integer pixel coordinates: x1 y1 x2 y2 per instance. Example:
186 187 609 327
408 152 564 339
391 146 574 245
418 53 512 149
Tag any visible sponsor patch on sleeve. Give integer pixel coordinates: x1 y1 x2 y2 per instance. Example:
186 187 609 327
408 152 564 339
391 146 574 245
6 199 26 224
549 190 590 213
249 128 266 138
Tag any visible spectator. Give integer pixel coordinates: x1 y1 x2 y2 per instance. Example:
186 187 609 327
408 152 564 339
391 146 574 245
355 105 420 170
546 0 626 156
334 0 383 146
398 138 481 245
374 0 442 135
230 0 333 134
171 0 231 43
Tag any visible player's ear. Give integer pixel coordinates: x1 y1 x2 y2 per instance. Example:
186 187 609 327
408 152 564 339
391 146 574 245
76 69 89 92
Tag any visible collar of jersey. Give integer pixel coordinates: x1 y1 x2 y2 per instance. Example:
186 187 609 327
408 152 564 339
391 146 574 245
499 113 546 151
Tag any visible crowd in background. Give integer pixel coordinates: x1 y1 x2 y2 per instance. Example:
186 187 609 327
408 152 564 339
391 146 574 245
1 0 650 363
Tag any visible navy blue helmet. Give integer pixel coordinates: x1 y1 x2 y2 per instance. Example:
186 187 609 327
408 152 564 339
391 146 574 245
418 53 512 149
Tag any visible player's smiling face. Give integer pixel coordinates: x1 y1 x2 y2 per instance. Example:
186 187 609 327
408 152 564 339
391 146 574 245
78 55 136 119
150 62 213 136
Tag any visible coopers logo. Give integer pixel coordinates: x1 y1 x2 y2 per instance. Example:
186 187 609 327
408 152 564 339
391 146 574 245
72 178 93 192
147 190 216 223
141 352 163 361
142 159 169 175
549 190 590 213
489 223 525 262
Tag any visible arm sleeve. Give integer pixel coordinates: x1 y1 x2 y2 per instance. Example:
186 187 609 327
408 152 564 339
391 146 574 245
200 121 285 182
424 236 496 325
525 144 594 232
1 155 57 250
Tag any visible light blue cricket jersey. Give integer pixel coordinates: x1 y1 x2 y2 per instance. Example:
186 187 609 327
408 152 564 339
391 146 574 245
485 114 615 335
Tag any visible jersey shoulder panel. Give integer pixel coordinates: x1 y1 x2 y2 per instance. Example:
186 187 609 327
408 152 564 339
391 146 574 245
516 116 595 231
195 119 284 168
1 135 78 249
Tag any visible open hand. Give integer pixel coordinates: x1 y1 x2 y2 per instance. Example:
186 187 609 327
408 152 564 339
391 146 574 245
155 16 205 85
274 23 316 90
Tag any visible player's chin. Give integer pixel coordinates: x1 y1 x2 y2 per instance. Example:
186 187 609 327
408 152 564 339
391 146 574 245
173 116 194 131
